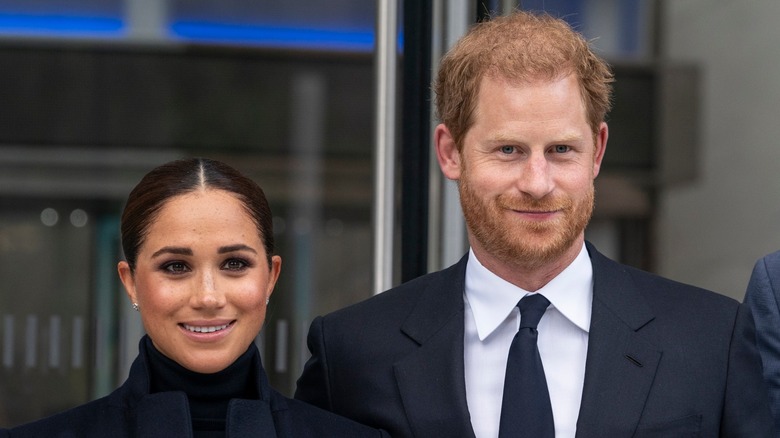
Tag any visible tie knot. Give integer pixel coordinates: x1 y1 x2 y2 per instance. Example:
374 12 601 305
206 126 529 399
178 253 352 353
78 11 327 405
517 294 550 329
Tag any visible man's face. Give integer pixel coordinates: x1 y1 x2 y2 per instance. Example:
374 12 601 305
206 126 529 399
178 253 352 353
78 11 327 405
443 74 607 270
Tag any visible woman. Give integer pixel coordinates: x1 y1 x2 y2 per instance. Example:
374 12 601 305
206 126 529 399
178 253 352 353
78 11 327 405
1 158 386 437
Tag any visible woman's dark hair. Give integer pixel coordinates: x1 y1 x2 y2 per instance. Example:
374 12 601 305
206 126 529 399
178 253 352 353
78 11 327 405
121 158 274 271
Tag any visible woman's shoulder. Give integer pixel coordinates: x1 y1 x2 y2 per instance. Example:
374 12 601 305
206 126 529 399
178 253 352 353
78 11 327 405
1 392 129 437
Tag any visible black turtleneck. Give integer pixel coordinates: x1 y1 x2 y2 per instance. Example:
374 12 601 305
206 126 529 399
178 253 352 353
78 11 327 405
144 337 260 438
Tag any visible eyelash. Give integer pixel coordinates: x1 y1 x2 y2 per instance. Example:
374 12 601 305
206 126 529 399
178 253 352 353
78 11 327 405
161 261 189 274
159 257 253 275
498 145 571 155
222 258 252 271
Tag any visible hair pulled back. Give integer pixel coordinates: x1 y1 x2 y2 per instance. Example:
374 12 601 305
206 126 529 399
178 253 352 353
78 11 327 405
120 158 274 271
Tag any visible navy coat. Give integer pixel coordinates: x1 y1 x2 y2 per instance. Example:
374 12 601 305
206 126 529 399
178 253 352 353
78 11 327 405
1 340 386 437
295 242 775 437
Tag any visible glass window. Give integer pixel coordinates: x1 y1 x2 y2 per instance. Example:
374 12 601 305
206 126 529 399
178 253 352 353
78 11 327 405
521 0 650 59
168 0 375 51
0 202 92 424
0 0 124 38
0 0 376 426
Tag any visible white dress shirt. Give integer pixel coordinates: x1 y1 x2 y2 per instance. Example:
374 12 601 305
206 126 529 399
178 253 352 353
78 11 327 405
464 243 593 438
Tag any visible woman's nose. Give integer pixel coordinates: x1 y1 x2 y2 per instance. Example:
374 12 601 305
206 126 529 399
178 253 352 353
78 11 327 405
190 270 226 309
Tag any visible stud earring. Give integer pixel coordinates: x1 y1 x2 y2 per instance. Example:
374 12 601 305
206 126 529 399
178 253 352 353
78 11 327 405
265 298 270 305
132 302 139 312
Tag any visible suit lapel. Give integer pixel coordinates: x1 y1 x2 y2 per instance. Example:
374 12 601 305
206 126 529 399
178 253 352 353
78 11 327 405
394 256 476 438
391 246 662 437
575 243 662 437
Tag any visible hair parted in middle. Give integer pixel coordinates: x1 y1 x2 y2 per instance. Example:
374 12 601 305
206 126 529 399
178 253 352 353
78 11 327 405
120 157 275 272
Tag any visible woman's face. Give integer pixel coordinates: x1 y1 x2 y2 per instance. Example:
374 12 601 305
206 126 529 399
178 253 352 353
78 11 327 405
118 189 281 374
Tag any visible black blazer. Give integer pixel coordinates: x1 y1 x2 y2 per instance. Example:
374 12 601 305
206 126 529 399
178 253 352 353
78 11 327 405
1 339 386 438
745 250 780 430
295 242 775 437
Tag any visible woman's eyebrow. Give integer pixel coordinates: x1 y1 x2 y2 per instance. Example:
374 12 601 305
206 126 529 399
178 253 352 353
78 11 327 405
151 246 192 258
218 244 257 254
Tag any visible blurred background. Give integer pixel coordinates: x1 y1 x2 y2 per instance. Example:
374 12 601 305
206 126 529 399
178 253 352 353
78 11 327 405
0 0 777 427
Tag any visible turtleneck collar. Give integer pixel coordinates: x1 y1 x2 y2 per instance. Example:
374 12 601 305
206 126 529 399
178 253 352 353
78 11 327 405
142 336 260 435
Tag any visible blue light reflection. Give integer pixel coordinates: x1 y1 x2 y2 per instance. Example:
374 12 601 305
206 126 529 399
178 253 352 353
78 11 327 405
0 13 380 52
0 13 124 37
170 21 375 52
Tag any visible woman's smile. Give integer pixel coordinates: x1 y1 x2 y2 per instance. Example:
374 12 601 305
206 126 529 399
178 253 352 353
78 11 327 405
180 320 235 334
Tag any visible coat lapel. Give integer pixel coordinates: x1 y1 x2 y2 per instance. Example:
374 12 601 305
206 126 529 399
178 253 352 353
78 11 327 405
129 343 194 438
575 243 662 437
227 399 278 437
129 337 279 438
393 256 476 438
133 391 278 438
136 392 193 438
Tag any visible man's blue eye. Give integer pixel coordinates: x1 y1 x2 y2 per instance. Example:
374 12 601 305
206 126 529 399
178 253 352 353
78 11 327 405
500 146 515 154
554 145 570 153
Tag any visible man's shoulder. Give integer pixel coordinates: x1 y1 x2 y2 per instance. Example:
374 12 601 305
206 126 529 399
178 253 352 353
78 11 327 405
275 392 385 437
589 242 738 313
759 249 780 265
620 268 743 334
321 256 467 323
752 249 780 280
746 249 780 302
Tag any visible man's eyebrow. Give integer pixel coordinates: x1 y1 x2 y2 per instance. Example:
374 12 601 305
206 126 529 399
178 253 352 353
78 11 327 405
489 131 585 144
151 247 193 258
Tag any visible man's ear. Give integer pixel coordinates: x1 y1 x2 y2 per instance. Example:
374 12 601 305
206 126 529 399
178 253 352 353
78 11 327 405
434 123 462 181
592 122 608 178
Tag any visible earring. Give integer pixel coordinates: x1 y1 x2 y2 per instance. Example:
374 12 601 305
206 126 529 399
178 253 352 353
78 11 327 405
265 298 270 305
132 302 139 312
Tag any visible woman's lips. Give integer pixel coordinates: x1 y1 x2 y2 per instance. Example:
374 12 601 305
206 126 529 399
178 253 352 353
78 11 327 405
180 321 234 333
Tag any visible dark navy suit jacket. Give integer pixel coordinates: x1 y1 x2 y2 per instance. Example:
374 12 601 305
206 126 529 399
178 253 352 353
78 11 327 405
296 242 775 437
745 250 780 431
1 339 386 438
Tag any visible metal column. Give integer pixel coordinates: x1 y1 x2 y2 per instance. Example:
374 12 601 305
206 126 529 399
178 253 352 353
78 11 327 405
372 0 399 294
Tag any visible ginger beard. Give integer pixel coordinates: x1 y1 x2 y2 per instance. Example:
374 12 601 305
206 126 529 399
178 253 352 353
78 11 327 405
458 168 595 271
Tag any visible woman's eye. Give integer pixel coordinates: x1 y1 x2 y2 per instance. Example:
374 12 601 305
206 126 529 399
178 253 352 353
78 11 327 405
223 258 248 271
499 146 515 154
163 262 189 274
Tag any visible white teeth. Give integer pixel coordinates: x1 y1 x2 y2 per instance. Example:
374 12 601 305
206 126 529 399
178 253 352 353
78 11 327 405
183 323 229 333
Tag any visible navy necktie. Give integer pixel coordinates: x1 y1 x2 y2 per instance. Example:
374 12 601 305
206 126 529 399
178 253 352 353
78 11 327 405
498 293 554 438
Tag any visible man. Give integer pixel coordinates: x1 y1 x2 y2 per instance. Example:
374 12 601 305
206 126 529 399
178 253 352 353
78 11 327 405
745 250 780 430
295 11 775 437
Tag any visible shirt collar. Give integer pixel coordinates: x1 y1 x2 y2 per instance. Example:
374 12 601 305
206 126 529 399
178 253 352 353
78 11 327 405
464 243 593 341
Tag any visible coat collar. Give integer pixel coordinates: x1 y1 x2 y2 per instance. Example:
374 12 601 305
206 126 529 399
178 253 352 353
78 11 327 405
122 336 280 437
133 395 278 438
